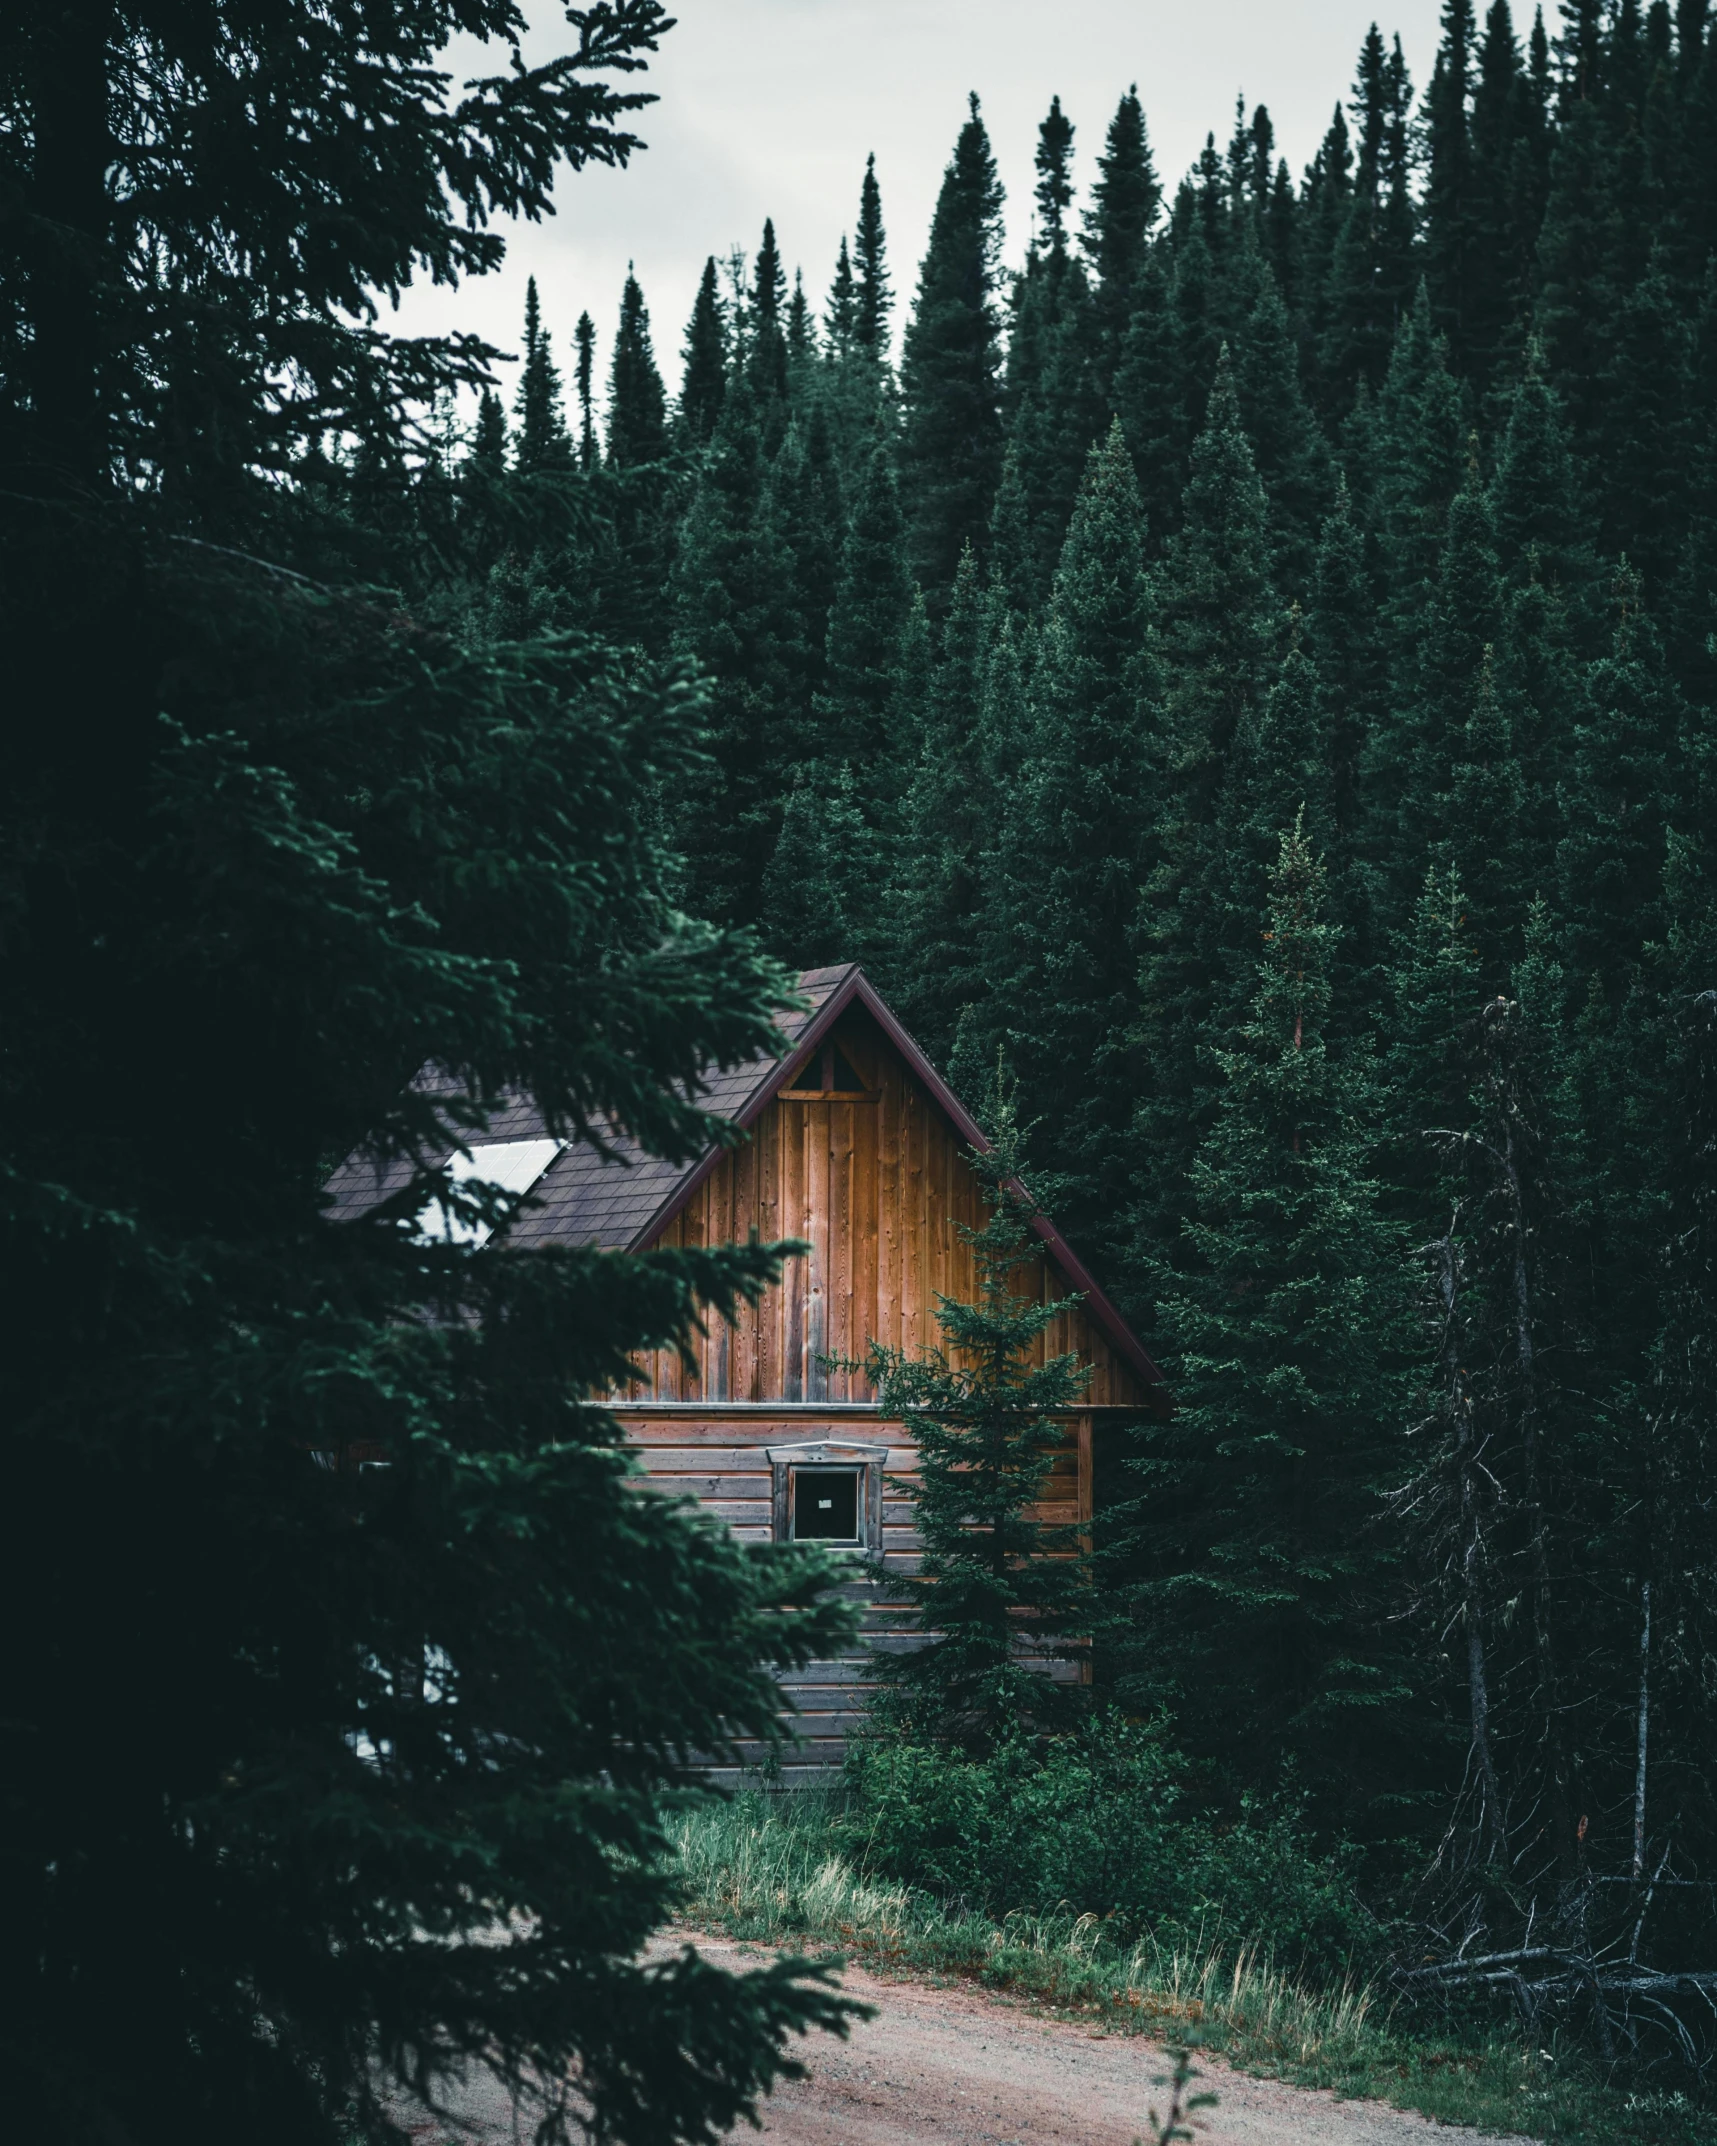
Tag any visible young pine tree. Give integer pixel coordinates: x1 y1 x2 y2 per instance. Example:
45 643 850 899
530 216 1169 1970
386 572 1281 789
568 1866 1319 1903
856 1068 1094 1747
1125 820 1416 1811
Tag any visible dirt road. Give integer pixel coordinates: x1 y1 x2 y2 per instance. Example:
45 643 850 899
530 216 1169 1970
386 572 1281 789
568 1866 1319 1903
387 1936 1535 2146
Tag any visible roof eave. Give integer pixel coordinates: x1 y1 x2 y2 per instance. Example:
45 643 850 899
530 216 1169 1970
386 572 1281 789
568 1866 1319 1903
626 965 1171 1413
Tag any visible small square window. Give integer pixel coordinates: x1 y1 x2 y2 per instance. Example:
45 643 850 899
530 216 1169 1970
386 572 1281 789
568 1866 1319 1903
792 1466 862 1544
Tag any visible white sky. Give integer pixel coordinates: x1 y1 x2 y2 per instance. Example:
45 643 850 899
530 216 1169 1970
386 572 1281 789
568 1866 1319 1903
394 0 1447 411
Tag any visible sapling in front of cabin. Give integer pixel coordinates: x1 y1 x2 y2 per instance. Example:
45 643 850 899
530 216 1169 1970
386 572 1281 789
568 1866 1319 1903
853 1062 1096 1748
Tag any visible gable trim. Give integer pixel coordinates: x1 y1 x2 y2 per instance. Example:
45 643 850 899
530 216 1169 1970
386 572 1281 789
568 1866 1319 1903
627 965 1170 1412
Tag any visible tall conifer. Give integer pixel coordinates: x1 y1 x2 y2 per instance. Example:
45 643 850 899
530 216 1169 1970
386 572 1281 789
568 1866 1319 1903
608 269 667 468
994 423 1159 1258
513 275 572 472
1127 822 1415 1809
901 98 1007 608
678 258 727 446
855 154 894 354
1081 86 1162 398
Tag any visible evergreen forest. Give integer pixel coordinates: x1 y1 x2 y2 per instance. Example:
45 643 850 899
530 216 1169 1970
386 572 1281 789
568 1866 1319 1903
455 0 1717 2050
6 0 1717 2134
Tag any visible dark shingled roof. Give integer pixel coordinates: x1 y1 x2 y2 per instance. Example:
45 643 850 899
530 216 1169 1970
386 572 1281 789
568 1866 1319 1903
322 963 1167 1397
321 966 853 1252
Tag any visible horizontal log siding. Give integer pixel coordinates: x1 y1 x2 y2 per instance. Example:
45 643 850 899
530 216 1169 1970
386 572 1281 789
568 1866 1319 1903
619 1407 1089 1782
621 1005 1148 1408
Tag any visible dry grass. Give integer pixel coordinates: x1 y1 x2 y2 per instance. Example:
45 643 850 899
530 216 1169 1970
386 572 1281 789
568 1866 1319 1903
669 1794 1716 2145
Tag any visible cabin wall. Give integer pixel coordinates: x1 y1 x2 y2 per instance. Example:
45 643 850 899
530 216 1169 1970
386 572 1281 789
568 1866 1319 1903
622 1006 1147 1408
620 1405 1094 1781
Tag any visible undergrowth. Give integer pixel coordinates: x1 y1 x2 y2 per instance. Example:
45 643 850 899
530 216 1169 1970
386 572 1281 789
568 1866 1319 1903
669 1790 1716 2145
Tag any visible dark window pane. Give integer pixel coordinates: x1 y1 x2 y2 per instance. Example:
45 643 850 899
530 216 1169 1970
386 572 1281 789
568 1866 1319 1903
793 1467 861 1542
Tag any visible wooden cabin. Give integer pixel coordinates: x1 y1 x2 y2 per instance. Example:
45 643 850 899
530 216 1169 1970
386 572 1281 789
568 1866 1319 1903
327 964 1168 1780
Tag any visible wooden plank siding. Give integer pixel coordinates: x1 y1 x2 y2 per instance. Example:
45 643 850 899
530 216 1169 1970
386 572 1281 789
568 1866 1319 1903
618 1405 1092 1783
619 1003 1152 1410
608 998 1151 1781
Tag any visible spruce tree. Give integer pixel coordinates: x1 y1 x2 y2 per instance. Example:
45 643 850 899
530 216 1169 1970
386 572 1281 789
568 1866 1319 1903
1034 93 1076 251
1324 27 1418 407
1232 270 1333 589
574 310 598 471
748 218 790 402
994 422 1159 1260
1080 86 1162 398
469 386 508 474
892 546 995 1052
855 153 894 354
759 761 879 970
672 383 789 921
826 235 858 351
1426 0 1482 369
1134 353 1279 1255
678 256 728 446
900 96 1008 608
1 2 867 2136
855 1073 1094 1747
819 438 916 787
1126 821 1415 1811
513 274 572 472
1557 567 1682 996
607 268 668 468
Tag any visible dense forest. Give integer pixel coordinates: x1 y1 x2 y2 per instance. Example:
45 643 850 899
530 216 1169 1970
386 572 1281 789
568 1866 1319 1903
403 0 1717 2019
7 0 1717 2129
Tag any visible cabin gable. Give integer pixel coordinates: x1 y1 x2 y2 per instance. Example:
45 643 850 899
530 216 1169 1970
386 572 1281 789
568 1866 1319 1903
621 997 1152 1410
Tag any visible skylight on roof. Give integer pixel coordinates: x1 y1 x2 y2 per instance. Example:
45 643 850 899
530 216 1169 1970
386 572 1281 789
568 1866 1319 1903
414 1138 565 1249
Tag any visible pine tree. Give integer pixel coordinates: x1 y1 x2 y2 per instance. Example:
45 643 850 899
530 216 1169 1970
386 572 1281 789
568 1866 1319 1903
759 761 879 969
819 438 917 782
1426 0 1482 369
608 268 668 468
892 546 995 1052
855 153 893 354
2 3 864 2134
574 311 598 470
1081 86 1162 398
1370 286 1469 675
1126 821 1415 1809
678 257 727 446
1232 269 1333 588
673 384 789 921
1307 479 1388 860
992 101 1104 611
469 386 508 474
995 423 1159 1260
826 235 858 352
1112 248 1186 543
1324 27 1418 406
513 275 572 472
1134 354 1280 1255
855 1070 1095 1746
748 218 789 402
1557 567 1682 995
1034 93 1076 251
900 97 1008 609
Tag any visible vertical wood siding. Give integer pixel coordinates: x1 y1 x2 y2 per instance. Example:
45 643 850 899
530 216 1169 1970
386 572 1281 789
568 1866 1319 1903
621 1003 1149 1409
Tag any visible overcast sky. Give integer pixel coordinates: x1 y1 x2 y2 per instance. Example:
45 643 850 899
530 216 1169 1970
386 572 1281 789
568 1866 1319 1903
396 0 1447 411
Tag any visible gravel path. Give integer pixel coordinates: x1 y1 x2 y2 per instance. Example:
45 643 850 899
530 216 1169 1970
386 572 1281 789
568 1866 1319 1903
386 1935 1537 2146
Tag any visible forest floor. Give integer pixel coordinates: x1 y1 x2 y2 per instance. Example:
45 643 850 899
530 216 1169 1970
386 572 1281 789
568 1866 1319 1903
384 1934 1536 2146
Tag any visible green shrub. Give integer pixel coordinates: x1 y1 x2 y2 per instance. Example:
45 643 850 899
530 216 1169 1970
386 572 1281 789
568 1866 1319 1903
838 1714 1373 1980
